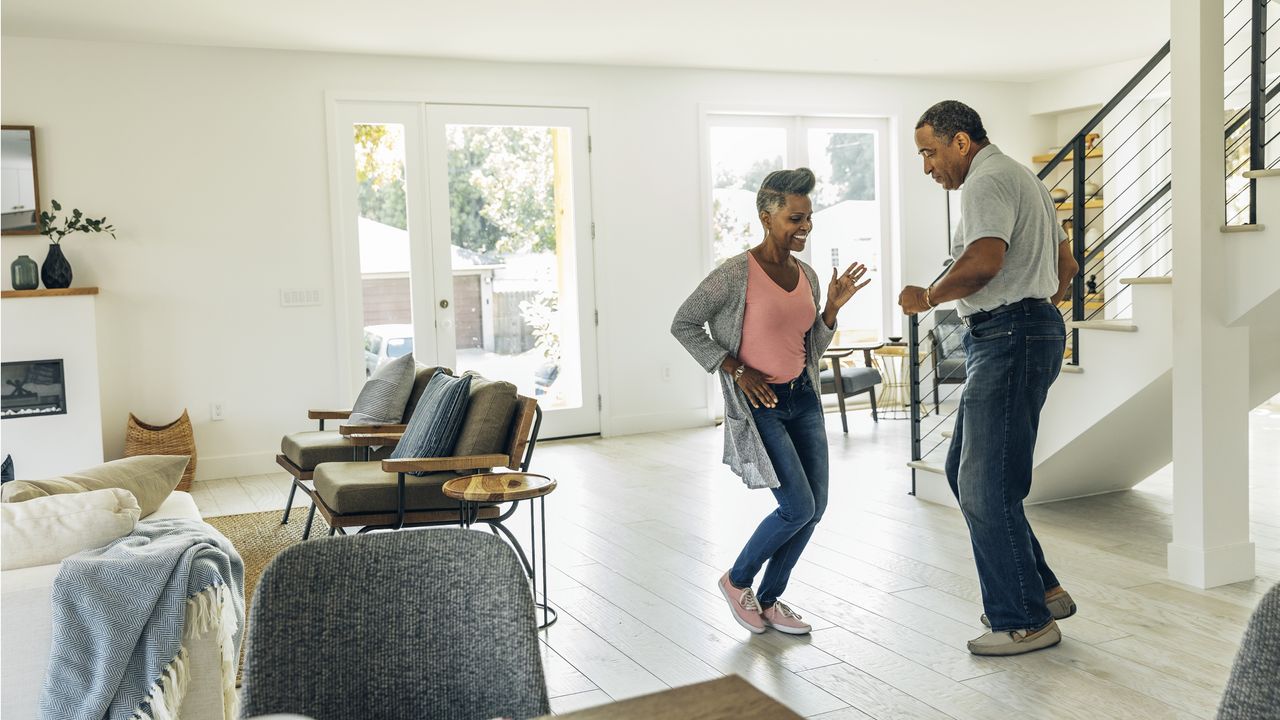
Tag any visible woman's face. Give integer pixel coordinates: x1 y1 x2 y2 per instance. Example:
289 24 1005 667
761 194 813 252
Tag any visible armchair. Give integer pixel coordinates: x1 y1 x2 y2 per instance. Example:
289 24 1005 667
930 310 967 412
820 344 883 432
308 375 541 555
274 364 446 538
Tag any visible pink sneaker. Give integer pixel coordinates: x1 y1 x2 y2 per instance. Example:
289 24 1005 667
761 601 811 634
718 572 765 634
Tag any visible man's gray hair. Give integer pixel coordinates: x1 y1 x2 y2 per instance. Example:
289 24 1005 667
916 100 989 145
756 167 816 215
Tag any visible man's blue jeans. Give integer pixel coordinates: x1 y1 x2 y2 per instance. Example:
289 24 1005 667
729 373 829 607
945 300 1065 632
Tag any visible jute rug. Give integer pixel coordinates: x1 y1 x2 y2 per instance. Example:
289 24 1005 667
205 508 330 684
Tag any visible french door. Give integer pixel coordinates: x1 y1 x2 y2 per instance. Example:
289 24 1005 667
331 102 600 437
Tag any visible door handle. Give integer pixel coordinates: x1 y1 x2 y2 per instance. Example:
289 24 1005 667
439 299 450 309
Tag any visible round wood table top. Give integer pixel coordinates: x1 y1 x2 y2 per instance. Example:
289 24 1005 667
442 472 557 502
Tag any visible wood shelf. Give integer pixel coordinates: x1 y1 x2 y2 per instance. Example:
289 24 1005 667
1033 147 1103 164
1056 198 1104 211
1 287 99 299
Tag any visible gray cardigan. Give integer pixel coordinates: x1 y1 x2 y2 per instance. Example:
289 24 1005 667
670 252 836 489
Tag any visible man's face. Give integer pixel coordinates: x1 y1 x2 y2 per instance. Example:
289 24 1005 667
915 124 971 191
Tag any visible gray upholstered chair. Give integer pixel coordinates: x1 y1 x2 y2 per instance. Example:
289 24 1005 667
275 364 447 537
308 374 541 544
820 345 883 432
239 529 550 720
930 310 967 413
1217 582 1280 719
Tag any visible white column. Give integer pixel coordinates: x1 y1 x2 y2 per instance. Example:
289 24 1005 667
1168 0 1256 588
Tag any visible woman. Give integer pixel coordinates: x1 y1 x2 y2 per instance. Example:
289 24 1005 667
671 168 869 634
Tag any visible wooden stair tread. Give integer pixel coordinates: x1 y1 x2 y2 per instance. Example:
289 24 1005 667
1119 277 1172 285
1221 224 1265 233
1068 320 1138 332
907 461 945 475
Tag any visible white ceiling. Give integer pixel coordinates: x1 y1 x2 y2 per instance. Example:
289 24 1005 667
1 0 1170 82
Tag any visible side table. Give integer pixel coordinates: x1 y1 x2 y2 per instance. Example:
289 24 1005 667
442 472 558 628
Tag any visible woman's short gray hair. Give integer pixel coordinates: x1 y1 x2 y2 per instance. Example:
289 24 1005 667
756 167 816 216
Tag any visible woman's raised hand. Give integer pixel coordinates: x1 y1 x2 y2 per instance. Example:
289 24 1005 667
827 262 872 311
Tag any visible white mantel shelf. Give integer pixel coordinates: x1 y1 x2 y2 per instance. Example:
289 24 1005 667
2 287 99 299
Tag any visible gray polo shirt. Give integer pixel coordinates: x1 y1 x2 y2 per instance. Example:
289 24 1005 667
950 144 1064 318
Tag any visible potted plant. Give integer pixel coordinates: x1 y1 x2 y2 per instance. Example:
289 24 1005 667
37 199 116 289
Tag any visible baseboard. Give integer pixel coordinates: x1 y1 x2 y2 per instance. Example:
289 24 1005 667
195 451 279 481
603 409 712 437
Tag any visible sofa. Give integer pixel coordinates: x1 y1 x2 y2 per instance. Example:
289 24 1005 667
1 490 232 720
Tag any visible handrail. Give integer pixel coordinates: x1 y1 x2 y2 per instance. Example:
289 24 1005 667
1225 82 1280 137
1085 180 1172 264
1036 42 1171 180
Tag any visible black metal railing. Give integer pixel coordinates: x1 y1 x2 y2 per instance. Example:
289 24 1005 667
905 0 1273 488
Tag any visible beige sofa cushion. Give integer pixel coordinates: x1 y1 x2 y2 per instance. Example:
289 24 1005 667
1 488 141 570
0 455 188 518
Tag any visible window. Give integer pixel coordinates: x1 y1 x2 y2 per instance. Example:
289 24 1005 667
705 114 895 344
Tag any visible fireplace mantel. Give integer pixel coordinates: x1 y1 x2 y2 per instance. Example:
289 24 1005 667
2 287 99 299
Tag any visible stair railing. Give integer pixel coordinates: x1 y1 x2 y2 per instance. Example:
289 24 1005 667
907 2 1272 490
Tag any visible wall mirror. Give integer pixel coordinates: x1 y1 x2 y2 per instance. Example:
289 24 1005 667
1 126 41 235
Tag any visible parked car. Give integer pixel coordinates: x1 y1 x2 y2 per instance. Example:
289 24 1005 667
364 324 414 376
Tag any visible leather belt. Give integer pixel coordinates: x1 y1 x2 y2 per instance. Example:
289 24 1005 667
961 298 1050 328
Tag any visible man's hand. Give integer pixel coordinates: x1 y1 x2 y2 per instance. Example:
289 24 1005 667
899 285 931 315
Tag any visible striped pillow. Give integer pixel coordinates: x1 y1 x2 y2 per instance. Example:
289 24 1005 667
348 353 417 425
390 373 472 471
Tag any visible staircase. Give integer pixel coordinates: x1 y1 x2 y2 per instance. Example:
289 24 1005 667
907 1 1280 506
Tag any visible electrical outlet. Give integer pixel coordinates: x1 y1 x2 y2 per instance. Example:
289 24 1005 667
210 402 225 421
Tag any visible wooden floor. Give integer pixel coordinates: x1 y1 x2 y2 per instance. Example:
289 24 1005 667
194 405 1280 719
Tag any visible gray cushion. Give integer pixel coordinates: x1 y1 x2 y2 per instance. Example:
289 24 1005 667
1218 582 1280 719
313 462 480 515
390 373 472 470
936 325 965 358
349 353 417 425
452 372 519 458
281 431 392 471
402 365 450 423
819 366 881 396
938 357 967 383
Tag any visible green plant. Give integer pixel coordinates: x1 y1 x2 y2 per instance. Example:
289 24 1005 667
39 199 116 244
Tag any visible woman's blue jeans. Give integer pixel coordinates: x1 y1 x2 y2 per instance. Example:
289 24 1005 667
945 300 1065 632
729 373 829 607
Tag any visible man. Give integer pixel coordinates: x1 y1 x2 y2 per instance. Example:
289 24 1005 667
900 100 1079 657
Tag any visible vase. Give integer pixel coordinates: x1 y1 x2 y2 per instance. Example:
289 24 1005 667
10 255 38 290
40 244 72 289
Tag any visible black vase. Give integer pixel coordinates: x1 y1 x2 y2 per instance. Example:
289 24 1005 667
41 244 72 289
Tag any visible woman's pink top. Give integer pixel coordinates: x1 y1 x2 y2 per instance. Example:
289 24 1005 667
738 252 816 383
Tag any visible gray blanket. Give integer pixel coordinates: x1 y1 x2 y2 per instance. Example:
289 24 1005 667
39 517 244 720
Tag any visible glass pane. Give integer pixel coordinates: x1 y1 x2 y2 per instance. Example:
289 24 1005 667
807 128 884 344
444 124 582 411
709 126 786 266
353 123 415 377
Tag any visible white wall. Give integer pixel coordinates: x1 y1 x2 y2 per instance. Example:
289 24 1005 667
0 37 1038 478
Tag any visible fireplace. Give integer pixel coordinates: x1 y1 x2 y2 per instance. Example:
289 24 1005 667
2 359 67 419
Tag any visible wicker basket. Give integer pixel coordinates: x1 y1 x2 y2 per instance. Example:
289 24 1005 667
124 410 197 491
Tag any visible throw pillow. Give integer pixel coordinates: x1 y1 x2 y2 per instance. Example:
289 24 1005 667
0 455 188 518
1 487 141 570
451 372 519 458
348 353 417 426
1 454 12 483
390 373 473 472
